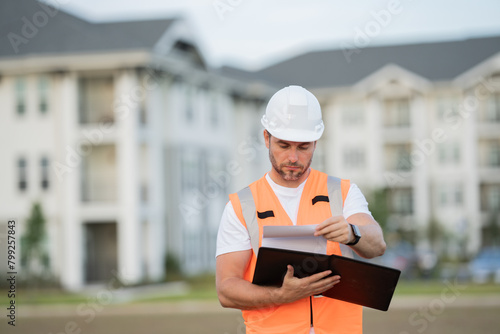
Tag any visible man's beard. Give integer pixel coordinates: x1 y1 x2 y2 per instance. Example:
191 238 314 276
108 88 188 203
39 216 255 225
269 150 312 182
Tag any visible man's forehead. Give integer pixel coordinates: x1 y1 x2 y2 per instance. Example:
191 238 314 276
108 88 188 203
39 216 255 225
272 137 314 145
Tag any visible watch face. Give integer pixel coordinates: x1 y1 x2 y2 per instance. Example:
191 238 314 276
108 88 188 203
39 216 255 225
352 224 361 237
347 224 361 246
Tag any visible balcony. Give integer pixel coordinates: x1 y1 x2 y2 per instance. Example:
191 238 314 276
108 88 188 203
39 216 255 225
383 98 411 127
383 143 414 186
81 144 117 203
78 76 115 125
81 173 117 203
478 139 500 182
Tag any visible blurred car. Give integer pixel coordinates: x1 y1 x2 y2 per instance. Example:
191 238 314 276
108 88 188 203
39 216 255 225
468 247 500 284
375 241 418 278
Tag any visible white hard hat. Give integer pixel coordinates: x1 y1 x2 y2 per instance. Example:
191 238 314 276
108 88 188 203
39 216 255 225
261 85 324 142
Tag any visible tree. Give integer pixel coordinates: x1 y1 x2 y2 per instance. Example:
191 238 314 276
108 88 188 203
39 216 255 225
368 187 390 232
21 202 50 280
426 217 446 254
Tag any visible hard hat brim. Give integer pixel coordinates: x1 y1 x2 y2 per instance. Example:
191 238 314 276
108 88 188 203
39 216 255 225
264 123 324 142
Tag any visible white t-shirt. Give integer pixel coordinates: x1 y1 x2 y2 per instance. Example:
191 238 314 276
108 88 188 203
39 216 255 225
216 173 372 257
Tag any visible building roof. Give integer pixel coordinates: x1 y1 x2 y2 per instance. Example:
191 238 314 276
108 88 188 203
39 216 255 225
219 36 500 89
3 1 500 90
0 0 176 58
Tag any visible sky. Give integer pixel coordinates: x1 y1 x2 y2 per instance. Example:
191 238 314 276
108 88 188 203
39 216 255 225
49 0 500 70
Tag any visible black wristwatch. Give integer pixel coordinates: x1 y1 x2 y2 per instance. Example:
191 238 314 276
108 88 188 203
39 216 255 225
346 224 361 246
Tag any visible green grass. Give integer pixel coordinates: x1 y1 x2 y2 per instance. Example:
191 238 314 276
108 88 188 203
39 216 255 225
0 288 88 305
135 288 218 303
2 276 500 306
394 279 500 296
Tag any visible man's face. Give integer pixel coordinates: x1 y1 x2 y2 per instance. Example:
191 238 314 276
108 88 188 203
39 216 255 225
264 130 316 186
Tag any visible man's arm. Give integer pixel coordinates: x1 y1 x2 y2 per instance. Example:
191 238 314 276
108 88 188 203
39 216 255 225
315 213 386 259
216 249 341 310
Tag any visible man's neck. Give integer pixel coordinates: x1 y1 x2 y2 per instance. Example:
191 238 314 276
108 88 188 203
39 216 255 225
268 168 311 188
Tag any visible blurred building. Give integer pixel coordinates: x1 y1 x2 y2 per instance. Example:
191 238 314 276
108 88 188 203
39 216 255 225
1 1 499 290
0 1 270 290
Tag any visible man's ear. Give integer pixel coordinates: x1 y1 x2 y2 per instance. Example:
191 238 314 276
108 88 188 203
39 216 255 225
264 130 270 149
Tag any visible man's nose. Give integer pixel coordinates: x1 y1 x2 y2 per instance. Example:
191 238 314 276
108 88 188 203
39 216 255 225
288 148 298 162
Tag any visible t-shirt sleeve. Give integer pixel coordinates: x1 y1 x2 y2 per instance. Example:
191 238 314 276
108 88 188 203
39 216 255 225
342 183 373 219
215 201 252 258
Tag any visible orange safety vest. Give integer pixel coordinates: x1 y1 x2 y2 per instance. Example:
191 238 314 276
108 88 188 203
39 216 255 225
229 169 363 334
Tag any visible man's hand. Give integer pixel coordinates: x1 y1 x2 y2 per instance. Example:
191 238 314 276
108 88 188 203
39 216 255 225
314 213 387 259
217 250 341 310
314 215 353 244
273 265 341 304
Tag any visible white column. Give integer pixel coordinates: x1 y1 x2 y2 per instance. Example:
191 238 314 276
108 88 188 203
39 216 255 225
366 96 384 188
146 75 166 281
58 73 83 291
411 95 430 232
324 101 342 175
115 70 142 284
463 92 480 254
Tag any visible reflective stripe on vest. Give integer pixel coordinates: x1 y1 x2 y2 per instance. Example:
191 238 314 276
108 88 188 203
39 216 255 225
237 175 353 258
237 186 260 256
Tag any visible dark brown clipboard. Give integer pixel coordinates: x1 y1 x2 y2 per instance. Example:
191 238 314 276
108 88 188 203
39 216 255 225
252 247 401 311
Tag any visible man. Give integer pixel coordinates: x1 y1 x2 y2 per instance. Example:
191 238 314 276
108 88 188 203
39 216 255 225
216 85 386 334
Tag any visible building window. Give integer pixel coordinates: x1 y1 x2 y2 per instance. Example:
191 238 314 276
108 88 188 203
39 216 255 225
210 94 219 128
18 157 27 191
489 141 500 167
38 76 49 114
78 76 114 124
454 186 463 205
185 86 195 123
390 188 413 214
343 148 365 168
41 157 49 190
384 98 410 127
438 142 460 165
436 96 460 122
390 145 412 171
480 184 500 212
397 146 412 171
438 184 463 207
207 153 226 195
488 186 500 211
485 93 500 122
341 104 364 126
385 144 412 171
15 77 26 115
181 149 199 193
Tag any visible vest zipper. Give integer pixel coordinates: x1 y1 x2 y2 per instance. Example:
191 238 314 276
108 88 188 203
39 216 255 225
309 296 314 327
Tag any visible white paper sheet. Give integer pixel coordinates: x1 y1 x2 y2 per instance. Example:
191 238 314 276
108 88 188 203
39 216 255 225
262 225 327 254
